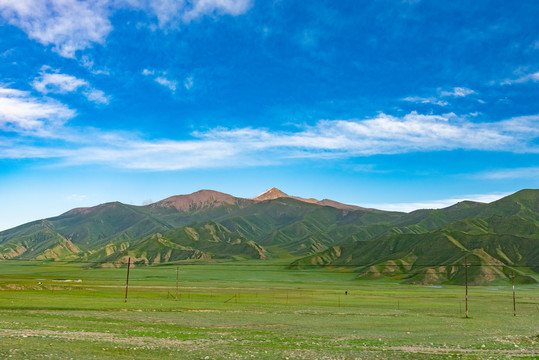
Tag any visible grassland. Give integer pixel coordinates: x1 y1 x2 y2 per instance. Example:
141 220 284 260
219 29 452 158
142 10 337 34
0 260 537 359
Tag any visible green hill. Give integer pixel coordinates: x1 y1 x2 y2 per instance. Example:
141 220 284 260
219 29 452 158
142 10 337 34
292 189 539 284
1 188 538 284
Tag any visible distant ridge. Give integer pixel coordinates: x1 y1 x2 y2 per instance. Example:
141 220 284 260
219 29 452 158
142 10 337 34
1 188 538 285
253 187 363 210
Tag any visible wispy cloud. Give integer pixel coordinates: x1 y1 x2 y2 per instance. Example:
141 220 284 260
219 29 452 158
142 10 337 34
181 0 252 23
32 67 109 104
2 102 538 170
476 166 539 180
501 71 539 85
142 69 178 92
361 193 510 213
196 111 525 156
80 55 110 75
155 77 177 92
84 88 109 104
402 96 448 106
0 0 253 58
403 87 475 107
440 87 475 97
0 85 75 136
184 75 194 90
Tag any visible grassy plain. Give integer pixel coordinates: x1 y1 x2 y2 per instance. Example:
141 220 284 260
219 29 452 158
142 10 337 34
0 260 537 359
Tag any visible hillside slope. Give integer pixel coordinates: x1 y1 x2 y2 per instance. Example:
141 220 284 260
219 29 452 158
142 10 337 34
292 189 539 284
1 188 538 284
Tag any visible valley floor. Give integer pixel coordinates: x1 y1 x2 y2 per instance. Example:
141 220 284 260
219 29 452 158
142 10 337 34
0 261 537 359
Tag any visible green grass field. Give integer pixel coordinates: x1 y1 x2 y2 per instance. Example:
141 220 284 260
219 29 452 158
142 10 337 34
0 260 537 359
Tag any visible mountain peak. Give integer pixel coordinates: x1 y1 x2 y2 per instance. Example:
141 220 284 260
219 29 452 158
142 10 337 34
253 187 289 201
150 190 240 211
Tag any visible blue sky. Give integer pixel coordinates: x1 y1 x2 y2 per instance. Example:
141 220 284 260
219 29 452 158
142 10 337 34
0 0 538 230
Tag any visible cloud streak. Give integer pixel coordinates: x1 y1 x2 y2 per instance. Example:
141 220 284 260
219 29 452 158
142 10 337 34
2 101 538 170
501 71 539 85
440 87 475 98
476 166 539 180
403 87 475 107
402 96 448 107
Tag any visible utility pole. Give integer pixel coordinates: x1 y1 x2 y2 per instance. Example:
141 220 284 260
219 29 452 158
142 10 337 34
176 266 179 301
124 257 131 303
512 271 516 317
465 256 468 318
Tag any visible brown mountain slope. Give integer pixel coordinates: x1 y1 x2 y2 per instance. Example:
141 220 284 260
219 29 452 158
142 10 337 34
253 187 364 211
150 190 244 211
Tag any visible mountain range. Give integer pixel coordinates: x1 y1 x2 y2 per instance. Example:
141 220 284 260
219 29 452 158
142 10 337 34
1 187 538 285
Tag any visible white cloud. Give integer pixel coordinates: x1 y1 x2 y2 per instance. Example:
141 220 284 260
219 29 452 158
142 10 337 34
155 76 177 92
184 75 194 90
403 87 475 107
403 87 475 108
80 55 110 75
402 96 448 106
181 0 252 22
2 89 538 170
198 112 520 155
476 167 539 180
0 0 253 57
497 114 539 139
440 87 475 97
501 71 539 85
143 0 186 26
0 0 112 58
32 67 109 104
83 88 109 104
32 72 87 94
143 69 178 92
0 85 75 135
361 193 510 213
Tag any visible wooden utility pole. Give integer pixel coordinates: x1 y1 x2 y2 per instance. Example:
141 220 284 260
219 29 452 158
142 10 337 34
176 266 179 301
124 257 131 303
465 256 469 318
512 271 516 317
